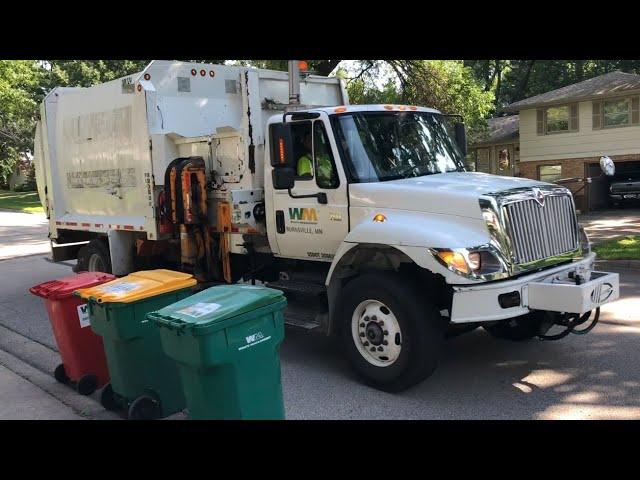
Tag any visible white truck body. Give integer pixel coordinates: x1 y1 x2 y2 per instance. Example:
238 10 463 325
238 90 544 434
33 60 347 243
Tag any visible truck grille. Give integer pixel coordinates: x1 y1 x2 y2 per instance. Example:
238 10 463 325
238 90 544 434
503 194 578 265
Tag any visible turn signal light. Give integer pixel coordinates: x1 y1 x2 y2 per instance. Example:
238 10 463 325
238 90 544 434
373 213 387 223
279 138 286 164
436 251 470 275
299 60 309 72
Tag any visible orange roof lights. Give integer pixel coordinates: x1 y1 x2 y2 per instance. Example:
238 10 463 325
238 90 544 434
298 60 309 72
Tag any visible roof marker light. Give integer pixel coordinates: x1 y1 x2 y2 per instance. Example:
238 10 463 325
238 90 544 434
191 69 197 76
200 69 206 76
209 70 215 77
383 105 394 110
137 84 142 92
143 73 151 81
334 107 347 113
299 60 309 72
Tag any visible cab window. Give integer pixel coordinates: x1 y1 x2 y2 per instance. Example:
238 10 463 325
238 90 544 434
290 120 339 189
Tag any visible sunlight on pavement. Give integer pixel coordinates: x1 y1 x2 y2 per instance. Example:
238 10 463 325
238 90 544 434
537 404 640 420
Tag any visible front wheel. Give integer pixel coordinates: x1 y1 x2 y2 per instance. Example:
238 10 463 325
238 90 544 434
337 273 444 393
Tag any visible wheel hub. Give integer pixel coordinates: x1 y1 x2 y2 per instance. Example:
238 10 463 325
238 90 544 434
365 322 384 345
352 300 402 367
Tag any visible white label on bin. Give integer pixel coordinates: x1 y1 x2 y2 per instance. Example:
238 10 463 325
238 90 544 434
98 282 139 296
238 332 271 351
176 302 221 318
77 304 91 328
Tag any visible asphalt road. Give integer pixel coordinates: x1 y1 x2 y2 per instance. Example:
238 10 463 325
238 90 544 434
2 253 639 420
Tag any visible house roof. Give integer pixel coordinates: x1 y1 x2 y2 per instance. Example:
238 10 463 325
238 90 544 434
503 71 640 112
472 115 519 146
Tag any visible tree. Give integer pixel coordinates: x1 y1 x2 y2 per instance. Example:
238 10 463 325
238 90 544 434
0 60 42 187
343 60 494 138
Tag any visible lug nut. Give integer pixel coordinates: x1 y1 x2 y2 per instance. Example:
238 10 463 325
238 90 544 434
363 341 369 346
364 316 369 321
370 347 376 352
359 332 365 337
383 340 388 345
383 330 389 335
377 346 383 352
371 315 377 321
378 321 384 326
360 323 365 328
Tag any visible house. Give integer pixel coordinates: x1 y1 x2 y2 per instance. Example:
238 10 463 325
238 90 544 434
471 71 640 212
467 115 520 176
8 163 29 190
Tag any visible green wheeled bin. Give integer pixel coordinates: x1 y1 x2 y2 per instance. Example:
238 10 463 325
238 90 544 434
147 284 287 420
74 269 197 420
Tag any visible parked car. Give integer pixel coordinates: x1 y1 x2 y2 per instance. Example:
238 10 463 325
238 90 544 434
609 172 640 207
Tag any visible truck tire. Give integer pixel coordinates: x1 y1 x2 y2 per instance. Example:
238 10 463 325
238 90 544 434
77 239 112 274
336 272 444 392
483 314 539 341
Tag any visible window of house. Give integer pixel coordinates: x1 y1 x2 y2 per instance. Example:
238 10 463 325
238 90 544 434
476 148 491 173
593 97 640 129
546 106 570 133
538 164 562 183
537 104 579 134
498 148 511 171
603 98 631 127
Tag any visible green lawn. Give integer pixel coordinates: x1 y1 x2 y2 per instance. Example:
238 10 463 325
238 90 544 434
0 190 44 214
593 235 640 260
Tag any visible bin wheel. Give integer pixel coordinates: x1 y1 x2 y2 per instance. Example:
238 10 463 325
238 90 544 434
54 364 69 384
128 396 161 420
77 374 98 396
100 383 120 411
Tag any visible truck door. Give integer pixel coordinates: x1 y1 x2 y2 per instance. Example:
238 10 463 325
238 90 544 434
270 116 349 262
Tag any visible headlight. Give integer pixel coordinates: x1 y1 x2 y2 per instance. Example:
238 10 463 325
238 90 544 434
431 247 505 279
578 224 591 255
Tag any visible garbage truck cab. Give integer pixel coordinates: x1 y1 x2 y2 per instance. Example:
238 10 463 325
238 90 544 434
34 60 621 392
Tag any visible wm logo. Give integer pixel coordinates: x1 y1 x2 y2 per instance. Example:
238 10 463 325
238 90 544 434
289 207 318 222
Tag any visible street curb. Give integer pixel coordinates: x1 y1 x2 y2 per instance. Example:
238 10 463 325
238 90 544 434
595 259 640 271
0 324 121 420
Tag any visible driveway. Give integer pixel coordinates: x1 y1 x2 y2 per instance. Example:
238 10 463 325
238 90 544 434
0 210 50 261
579 208 640 243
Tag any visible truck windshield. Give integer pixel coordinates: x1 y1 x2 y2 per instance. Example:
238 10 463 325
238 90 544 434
331 111 466 183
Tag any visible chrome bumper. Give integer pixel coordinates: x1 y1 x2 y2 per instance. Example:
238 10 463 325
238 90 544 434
449 253 620 323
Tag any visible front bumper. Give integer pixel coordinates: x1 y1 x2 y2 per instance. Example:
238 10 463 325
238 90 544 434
450 253 620 323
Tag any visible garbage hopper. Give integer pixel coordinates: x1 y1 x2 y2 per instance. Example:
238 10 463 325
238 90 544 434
148 284 287 420
74 269 197 420
30 272 116 395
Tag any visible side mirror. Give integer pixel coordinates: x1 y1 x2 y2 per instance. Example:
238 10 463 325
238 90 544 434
455 122 467 156
272 167 295 190
270 123 295 168
599 156 615 177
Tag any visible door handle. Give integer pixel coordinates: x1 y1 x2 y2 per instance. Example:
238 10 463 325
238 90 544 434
275 210 285 234
287 189 328 205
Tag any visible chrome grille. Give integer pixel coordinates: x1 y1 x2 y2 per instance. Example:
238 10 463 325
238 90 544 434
503 194 578 265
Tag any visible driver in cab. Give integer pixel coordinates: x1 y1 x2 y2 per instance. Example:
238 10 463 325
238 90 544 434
297 131 336 186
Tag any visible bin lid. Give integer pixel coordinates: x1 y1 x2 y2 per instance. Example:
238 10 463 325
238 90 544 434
74 269 197 304
30 272 116 300
148 284 285 329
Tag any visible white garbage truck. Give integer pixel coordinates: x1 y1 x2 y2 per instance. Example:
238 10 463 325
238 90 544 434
33 60 620 391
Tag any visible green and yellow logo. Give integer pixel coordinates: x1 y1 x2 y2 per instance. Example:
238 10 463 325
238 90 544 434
289 207 318 223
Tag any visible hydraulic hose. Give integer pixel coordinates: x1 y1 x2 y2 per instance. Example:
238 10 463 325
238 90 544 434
538 307 600 341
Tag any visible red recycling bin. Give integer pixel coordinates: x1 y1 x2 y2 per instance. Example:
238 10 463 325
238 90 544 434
30 271 116 395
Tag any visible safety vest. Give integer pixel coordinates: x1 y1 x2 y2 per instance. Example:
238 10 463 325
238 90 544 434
297 154 334 184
